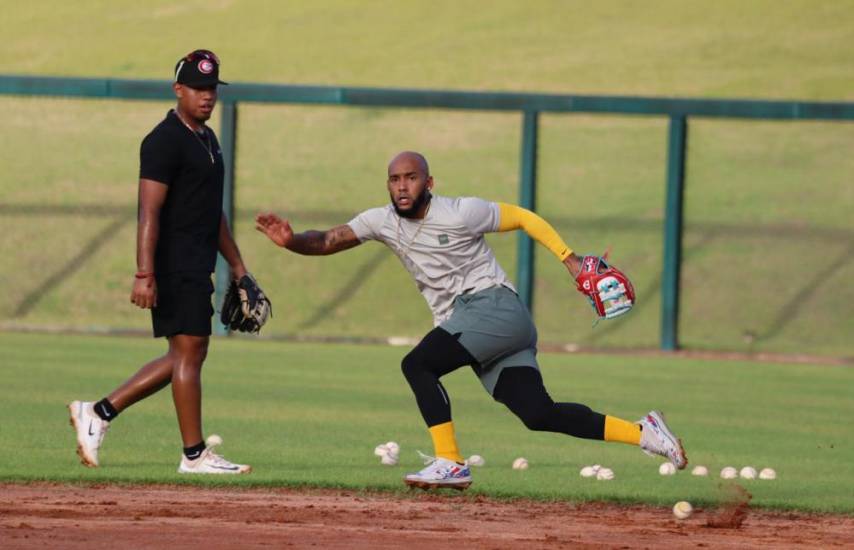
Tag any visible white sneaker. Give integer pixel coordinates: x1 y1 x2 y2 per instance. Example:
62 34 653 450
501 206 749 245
178 438 251 475
639 410 688 470
68 401 110 467
404 452 472 490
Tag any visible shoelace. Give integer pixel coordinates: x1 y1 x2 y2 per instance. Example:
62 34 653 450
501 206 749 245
416 450 436 465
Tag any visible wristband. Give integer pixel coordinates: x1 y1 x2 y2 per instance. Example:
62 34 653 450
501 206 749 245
135 272 154 279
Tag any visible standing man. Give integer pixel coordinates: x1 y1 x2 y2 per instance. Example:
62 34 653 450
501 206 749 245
255 151 687 490
69 50 268 474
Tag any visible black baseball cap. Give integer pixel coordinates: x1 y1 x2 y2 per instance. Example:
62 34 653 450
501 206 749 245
174 49 228 87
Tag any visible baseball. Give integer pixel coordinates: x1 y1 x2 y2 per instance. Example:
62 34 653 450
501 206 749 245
374 443 389 457
659 462 677 476
512 457 529 470
691 465 709 477
720 466 738 479
385 441 400 455
759 467 777 480
740 466 757 479
672 501 693 520
580 466 597 478
596 467 614 480
468 454 485 467
205 434 223 447
380 453 399 466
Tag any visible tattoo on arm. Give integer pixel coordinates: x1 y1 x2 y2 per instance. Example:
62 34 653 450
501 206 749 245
289 225 361 255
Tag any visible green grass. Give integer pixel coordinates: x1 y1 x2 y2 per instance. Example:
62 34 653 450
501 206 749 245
2 1 852 100
1 332 852 513
1 2 852 357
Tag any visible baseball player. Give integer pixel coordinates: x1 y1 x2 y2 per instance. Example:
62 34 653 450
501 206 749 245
68 50 267 474
256 151 687 489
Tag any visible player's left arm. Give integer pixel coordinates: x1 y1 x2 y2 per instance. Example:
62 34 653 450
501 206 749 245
497 203 582 277
218 212 248 279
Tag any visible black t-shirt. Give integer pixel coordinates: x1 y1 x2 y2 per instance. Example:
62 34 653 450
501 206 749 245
139 110 224 274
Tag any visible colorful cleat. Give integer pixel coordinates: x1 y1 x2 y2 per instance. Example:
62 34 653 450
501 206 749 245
639 410 688 470
404 452 472 490
68 400 110 468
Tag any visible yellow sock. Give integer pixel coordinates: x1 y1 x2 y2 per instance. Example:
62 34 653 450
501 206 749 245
604 415 642 445
428 421 464 463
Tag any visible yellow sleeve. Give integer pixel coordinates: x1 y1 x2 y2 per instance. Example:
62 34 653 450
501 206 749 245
498 203 573 261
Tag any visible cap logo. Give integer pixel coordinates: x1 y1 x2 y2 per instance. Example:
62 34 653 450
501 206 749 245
198 59 214 74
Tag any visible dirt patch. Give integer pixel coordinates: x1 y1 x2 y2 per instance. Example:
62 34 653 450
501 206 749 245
706 484 752 529
1 483 852 549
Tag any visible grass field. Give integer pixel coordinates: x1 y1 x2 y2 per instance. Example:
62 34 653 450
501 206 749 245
1 3 853 357
1 332 851 513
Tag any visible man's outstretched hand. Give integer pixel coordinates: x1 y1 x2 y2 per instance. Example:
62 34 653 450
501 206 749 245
255 212 293 248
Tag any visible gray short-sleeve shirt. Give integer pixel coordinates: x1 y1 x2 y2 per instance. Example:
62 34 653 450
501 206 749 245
348 195 515 325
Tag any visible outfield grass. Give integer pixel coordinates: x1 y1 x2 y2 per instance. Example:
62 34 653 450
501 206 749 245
2 1 852 100
1 332 851 513
1 2 852 356
1 101 851 356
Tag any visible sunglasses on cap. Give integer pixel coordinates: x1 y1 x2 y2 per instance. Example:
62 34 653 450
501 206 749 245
174 49 228 87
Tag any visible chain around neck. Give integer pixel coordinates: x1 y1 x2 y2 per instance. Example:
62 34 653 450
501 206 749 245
174 109 214 164
395 200 431 257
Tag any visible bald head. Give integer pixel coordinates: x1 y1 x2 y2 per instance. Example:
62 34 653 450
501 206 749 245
386 151 433 219
388 151 430 178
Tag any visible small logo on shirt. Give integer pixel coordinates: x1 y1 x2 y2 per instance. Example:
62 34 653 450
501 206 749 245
437 234 449 245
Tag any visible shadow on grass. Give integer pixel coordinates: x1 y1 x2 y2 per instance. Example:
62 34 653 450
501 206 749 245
4 203 853 349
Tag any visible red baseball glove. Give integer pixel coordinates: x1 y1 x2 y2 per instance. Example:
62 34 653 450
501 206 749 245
575 255 635 320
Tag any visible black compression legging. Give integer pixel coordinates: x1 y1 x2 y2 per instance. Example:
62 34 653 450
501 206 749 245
401 328 474 427
401 327 606 440
493 367 605 440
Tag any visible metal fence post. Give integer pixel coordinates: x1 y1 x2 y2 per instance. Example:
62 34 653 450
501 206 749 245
214 101 238 336
517 110 539 312
661 115 688 350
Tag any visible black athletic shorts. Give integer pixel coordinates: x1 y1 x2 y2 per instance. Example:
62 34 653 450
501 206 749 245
151 271 214 338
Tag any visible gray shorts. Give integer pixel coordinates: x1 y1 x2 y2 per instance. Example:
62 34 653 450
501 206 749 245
440 285 539 395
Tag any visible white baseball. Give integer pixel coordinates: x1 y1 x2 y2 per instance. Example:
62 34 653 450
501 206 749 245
691 465 709 477
374 444 389 457
659 462 677 476
385 441 400 455
205 434 223 447
596 467 614 480
512 457 529 470
759 467 776 480
380 453 399 466
580 466 597 478
672 501 693 519
468 454 485 467
720 466 738 479
739 466 757 480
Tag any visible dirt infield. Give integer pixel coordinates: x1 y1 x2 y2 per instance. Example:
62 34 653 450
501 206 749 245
1 484 852 549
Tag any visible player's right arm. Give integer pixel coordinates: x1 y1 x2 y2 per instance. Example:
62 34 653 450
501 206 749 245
255 212 362 255
131 178 168 308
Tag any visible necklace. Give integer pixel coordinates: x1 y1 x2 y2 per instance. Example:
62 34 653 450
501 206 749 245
395 201 431 257
174 109 214 164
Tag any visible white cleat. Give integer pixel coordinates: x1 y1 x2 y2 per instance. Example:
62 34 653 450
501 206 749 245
68 401 110 468
178 438 251 475
639 410 688 470
404 451 472 490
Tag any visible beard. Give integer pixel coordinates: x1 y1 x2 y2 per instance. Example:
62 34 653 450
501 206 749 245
392 189 432 219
